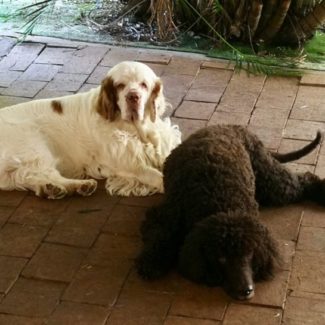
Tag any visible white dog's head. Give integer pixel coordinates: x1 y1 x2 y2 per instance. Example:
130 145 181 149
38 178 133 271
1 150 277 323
96 61 166 122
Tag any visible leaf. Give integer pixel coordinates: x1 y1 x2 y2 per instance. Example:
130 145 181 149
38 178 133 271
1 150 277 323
213 0 223 14
14 0 55 39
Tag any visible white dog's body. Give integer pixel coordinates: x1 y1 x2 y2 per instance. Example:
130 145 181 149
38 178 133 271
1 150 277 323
0 62 181 198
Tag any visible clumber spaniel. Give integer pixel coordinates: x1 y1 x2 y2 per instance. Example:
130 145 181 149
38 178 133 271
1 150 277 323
0 61 181 198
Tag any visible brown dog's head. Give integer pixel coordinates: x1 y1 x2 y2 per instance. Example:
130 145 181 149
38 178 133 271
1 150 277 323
178 213 281 300
96 61 165 122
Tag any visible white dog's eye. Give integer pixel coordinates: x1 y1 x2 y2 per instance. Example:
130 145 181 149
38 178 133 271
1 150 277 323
116 83 125 91
140 82 148 90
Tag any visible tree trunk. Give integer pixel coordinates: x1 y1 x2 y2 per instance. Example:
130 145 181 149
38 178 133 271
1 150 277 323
125 0 325 46
277 1 325 45
255 0 278 34
229 0 246 37
298 1 325 38
247 0 263 38
258 0 292 42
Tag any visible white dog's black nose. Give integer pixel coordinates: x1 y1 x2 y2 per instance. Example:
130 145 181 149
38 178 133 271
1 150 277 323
126 91 140 103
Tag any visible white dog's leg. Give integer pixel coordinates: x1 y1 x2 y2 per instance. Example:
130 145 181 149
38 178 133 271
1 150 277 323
135 166 164 193
134 121 161 154
104 166 163 196
46 175 98 199
38 176 97 199
8 167 97 199
117 166 164 193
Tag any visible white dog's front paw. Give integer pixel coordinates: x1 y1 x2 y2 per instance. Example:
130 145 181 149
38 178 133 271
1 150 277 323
76 179 97 196
38 183 68 199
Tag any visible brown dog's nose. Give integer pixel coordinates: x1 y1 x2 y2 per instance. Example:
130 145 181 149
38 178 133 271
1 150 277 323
126 91 140 103
243 285 254 296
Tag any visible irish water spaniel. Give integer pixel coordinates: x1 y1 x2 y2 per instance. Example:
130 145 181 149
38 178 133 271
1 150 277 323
136 125 324 300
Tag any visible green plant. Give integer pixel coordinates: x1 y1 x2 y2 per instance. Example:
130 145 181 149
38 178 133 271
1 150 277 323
180 0 304 76
13 0 55 39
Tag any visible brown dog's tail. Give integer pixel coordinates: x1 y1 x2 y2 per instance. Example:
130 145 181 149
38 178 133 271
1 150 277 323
272 131 323 163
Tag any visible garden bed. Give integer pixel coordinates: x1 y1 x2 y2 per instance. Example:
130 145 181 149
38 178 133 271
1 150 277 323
0 0 324 73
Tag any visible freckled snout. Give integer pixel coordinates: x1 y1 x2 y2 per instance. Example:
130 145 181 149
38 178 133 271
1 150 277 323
125 90 142 121
126 91 140 104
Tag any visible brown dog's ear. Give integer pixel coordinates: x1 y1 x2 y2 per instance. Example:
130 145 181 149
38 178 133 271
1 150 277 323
96 77 119 121
147 79 163 123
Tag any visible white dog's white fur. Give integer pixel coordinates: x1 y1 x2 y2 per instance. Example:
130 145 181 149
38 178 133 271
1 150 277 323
0 61 181 198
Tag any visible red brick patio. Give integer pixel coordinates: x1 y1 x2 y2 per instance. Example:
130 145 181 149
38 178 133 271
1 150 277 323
0 35 325 324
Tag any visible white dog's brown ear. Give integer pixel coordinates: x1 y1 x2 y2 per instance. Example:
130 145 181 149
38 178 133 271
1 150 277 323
147 79 163 123
96 77 119 121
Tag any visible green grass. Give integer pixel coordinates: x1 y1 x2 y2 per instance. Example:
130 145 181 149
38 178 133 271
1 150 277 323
304 31 325 62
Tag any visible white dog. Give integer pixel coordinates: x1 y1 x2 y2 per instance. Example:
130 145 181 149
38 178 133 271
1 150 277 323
0 61 181 198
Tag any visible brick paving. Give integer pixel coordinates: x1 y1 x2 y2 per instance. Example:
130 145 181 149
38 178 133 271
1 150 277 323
0 34 325 324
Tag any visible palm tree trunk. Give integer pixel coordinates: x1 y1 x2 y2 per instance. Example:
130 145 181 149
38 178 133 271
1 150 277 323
299 0 325 39
259 0 292 42
124 0 324 46
229 0 246 37
247 0 263 38
148 0 176 40
276 0 325 45
255 0 278 34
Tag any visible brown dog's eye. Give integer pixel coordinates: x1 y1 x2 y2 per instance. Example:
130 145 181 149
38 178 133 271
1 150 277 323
116 83 125 90
140 82 148 89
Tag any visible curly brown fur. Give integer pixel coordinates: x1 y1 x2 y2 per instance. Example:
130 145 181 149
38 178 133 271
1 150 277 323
178 213 280 300
136 125 324 299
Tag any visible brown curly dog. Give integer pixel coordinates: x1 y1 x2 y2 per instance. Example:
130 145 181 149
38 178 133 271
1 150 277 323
136 125 323 300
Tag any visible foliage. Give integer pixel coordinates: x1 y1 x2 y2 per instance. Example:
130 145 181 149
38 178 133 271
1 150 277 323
176 0 307 76
18 0 54 37
304 31 325 62
3 0 324 76
132 0 325 46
